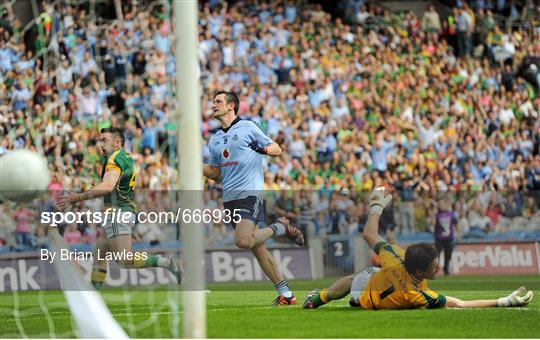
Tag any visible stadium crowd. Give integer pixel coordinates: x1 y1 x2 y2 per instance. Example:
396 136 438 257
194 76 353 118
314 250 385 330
0 0 539 252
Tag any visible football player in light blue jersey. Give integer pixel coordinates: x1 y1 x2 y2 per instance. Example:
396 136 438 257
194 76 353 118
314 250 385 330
204 91 304 305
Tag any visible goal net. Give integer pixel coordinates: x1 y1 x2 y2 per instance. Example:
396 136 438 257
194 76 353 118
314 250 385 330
0 0 203 338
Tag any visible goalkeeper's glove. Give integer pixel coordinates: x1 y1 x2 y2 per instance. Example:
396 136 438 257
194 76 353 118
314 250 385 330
497 286 534 307
368 186 392 217
249 141 267 154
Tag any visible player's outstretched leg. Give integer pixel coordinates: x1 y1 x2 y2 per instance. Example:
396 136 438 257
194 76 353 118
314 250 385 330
303 274 354 309
304 289 323 309
273 281 297 305
304 267 380 309
269 217 304 246
91 234 110 290
108 236 183 285
131 254 183 284
166 255 183 284
251 243 297 305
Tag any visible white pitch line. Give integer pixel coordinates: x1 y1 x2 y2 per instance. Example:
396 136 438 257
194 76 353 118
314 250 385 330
4 304 536 320
1 306 278 319
5 303 537 320
445 307 533 310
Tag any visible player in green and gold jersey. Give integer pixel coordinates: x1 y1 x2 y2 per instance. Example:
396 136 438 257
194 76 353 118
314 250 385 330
303 187 533 310
57 127 182 290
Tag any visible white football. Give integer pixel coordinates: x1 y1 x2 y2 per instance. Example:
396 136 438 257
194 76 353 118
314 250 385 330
0 149 51 203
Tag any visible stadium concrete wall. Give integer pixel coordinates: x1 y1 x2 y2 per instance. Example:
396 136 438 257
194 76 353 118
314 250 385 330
0 247 314 292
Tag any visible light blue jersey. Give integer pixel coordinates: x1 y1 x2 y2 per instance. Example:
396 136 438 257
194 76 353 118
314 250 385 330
208 117 273 202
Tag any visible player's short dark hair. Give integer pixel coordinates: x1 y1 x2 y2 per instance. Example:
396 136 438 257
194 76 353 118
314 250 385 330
100 127 125 146
215 90 239 115
404 243 438 274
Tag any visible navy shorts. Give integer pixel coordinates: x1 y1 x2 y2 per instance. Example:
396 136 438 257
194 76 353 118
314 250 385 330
223 196 265 228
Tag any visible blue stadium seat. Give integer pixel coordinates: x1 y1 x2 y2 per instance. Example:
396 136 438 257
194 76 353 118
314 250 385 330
417 232 434 242
0 246 12 255
159 239 181 249
462 229 487 240
485 232 504 241
133 242 152 251
70 244 93 253
396 232 434 243
15 245 33 252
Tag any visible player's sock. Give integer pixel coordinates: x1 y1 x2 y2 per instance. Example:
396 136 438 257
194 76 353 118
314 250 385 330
269 221 286 237
91 269 107 290
157 256 171 267
133 253 171 268
275 280 293 298
313 288 328 307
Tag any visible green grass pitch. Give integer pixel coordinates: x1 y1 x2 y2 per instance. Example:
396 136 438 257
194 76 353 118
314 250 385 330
1 275 539 338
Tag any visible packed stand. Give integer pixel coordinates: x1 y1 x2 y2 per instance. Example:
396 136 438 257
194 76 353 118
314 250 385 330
0 1 539 253
198 0 539 243
1 0 180 252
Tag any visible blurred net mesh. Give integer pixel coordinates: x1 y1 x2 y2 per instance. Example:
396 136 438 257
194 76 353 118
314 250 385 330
1 0 183 337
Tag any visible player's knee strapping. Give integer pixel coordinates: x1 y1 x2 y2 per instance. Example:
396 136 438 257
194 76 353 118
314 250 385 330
91 269 107 290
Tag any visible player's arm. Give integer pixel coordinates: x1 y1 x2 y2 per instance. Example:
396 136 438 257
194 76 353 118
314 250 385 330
249 140 282 157
78 170 120 200
204 137 222 181
264 142 282 157
444 287 533 308
203 164 221 181
362 212 384 249
362 187 393 249
444 296 498 308
248 122 282 157
57 170 120 210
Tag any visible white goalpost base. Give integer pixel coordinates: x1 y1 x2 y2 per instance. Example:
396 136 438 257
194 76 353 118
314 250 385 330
174 0 207 338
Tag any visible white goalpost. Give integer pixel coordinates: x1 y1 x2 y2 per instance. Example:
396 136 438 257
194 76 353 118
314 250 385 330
4 1 205 338
174 0 206 338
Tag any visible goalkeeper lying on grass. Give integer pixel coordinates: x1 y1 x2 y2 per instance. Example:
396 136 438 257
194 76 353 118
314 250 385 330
304 187 534 310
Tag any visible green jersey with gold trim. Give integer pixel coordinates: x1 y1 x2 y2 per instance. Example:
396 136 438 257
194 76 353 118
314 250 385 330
101 148 136 213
